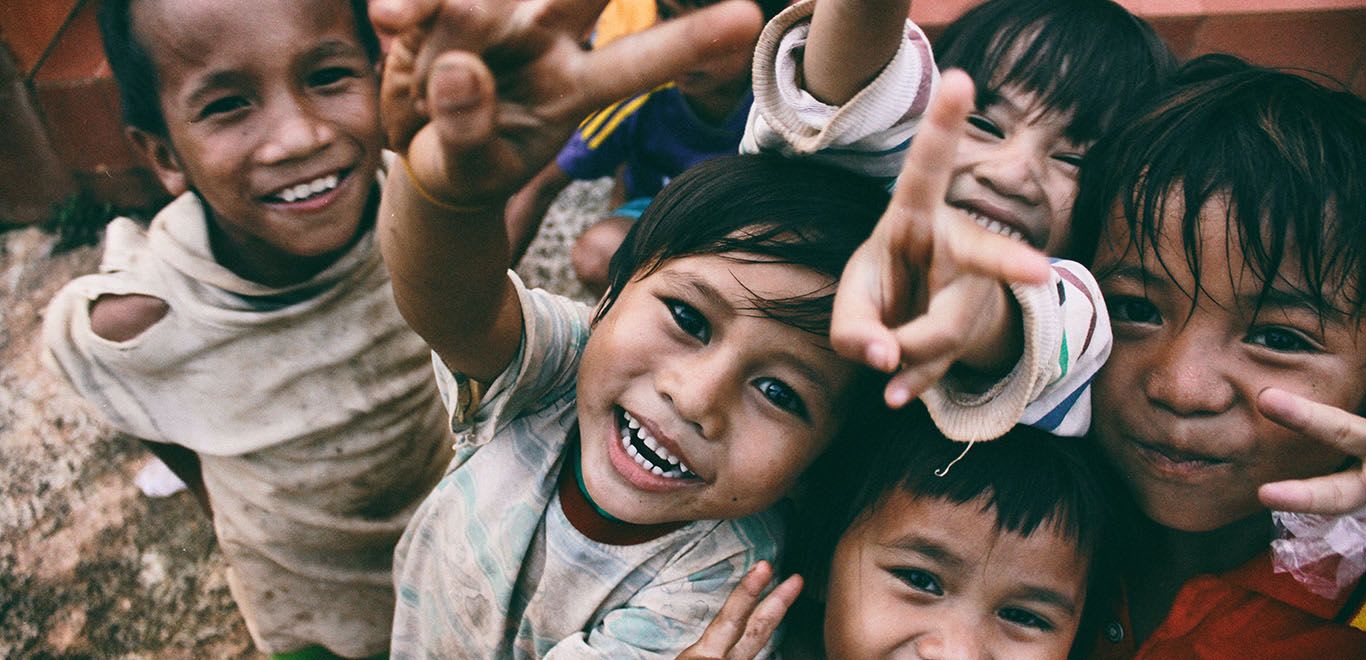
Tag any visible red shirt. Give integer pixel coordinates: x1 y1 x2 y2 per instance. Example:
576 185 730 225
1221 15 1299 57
1090 553 1366 659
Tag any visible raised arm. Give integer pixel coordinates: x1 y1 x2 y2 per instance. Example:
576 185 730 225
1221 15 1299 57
804 0 913 105
372 0 764 381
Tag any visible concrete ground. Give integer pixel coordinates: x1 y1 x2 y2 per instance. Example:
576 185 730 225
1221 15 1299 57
0 179 609 658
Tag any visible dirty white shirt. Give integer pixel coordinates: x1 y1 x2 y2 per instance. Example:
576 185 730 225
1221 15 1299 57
43 191 453 657
391 273 783 659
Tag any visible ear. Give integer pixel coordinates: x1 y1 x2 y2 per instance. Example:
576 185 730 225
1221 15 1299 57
128 127 188 195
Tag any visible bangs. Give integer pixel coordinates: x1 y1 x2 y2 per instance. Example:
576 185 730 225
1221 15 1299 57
1082 55 1366 317
936 0 1174 143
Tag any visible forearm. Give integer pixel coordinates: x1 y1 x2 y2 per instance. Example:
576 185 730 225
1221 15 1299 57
506 163 571 263
379 162 523 382
804 0 912 105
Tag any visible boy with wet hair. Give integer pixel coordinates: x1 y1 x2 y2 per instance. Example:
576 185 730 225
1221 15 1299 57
44 0 452 656
1075 54 1366 654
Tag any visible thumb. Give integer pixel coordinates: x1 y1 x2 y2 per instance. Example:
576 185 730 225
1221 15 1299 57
831 254 902 373
406 51 501 202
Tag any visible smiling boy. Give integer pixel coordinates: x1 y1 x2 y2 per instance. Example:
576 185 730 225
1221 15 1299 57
42 0 452 656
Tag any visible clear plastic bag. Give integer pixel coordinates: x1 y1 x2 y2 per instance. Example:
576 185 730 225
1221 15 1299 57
1271 509 1366 599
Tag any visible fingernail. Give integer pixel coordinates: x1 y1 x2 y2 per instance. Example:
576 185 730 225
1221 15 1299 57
886 385 910 408
434 64 481 111
867 343 890 371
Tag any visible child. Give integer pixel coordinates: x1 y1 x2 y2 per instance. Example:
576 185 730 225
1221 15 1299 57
373 1 886 653
1072 55 1366 654
744 0 1174 441
785 404 1131 659
42 0 454 656
504 0 789 290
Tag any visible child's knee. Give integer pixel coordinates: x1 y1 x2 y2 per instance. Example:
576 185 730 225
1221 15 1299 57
572 217 632 287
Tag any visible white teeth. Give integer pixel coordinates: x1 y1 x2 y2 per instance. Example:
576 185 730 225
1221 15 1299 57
619 409 691 478
273 173 339 203
966 211 1025 242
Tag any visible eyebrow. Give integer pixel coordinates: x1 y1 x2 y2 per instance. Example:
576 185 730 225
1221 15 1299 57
184 70 251 109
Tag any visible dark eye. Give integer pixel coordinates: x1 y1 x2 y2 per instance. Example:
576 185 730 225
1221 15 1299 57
666 299 710 342
310 66 358 88
753 377 808 419
1108 296 1161 325
1053 152 1084 167
1247 326 1315 353
200 96 249 119
999 607 1055 632
892 568 944 596
966 113 1004 138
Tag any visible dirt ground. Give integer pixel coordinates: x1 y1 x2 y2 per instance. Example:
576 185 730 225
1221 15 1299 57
0 180 608 658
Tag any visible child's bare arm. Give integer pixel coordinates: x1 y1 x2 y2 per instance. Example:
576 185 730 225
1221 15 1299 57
1258 388 1366 515
373 0 764 381
804 0 913 105
506 163 573 263
830 71 1051 408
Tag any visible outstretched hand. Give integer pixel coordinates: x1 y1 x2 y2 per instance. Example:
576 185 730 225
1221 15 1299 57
1258 388 1366 515
370 0 764 207
678 561 802 660
830 70 1052 407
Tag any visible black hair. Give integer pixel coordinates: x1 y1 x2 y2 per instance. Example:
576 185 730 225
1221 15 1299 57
98 0 382 135
935 0 1175 146
788 403 1134 657
599 154 889 339
1074 54 1366 319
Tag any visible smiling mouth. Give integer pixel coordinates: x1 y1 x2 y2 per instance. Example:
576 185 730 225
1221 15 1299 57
618 409 697 480
1129 436 1231 474
265 169 349 203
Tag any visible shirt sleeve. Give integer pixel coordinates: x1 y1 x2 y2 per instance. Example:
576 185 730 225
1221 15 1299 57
555 91 652 181
921 259 1112 441
740 0 938 184
432 271 592 447
542 514 785 659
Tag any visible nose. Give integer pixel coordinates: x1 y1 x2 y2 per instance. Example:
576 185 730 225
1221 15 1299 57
974 136 1044 203
655 348 737 440
257 95 333 164
1143 323 1236 416
913 614 986 660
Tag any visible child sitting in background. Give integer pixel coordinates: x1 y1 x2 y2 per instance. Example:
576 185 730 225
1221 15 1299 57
43 0 453 656
372 0 887 653
503 0 788 291
1074 55 1366 655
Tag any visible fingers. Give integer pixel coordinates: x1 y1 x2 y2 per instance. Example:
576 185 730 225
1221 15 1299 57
943 217 1052 285
426 51 497 155
1258 388 1366 457
576 0 763 111
1259 472 1366 516
831 245 906 373
369 0 442 35
888 70 975 242
680 561 802 660
1256 388 1366 514
727 574 802 659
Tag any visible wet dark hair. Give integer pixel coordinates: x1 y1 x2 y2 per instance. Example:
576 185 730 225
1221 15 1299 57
1074 55 1366 319
599 154 889 338
788 403 1133 657
98 0 382 136
935 0 1175 146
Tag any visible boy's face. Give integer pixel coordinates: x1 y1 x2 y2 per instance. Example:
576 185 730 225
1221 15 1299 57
823 492 1087 660
947 86 1087 256
1092 197 1364 532
131 0 382 278
576 254 856 525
